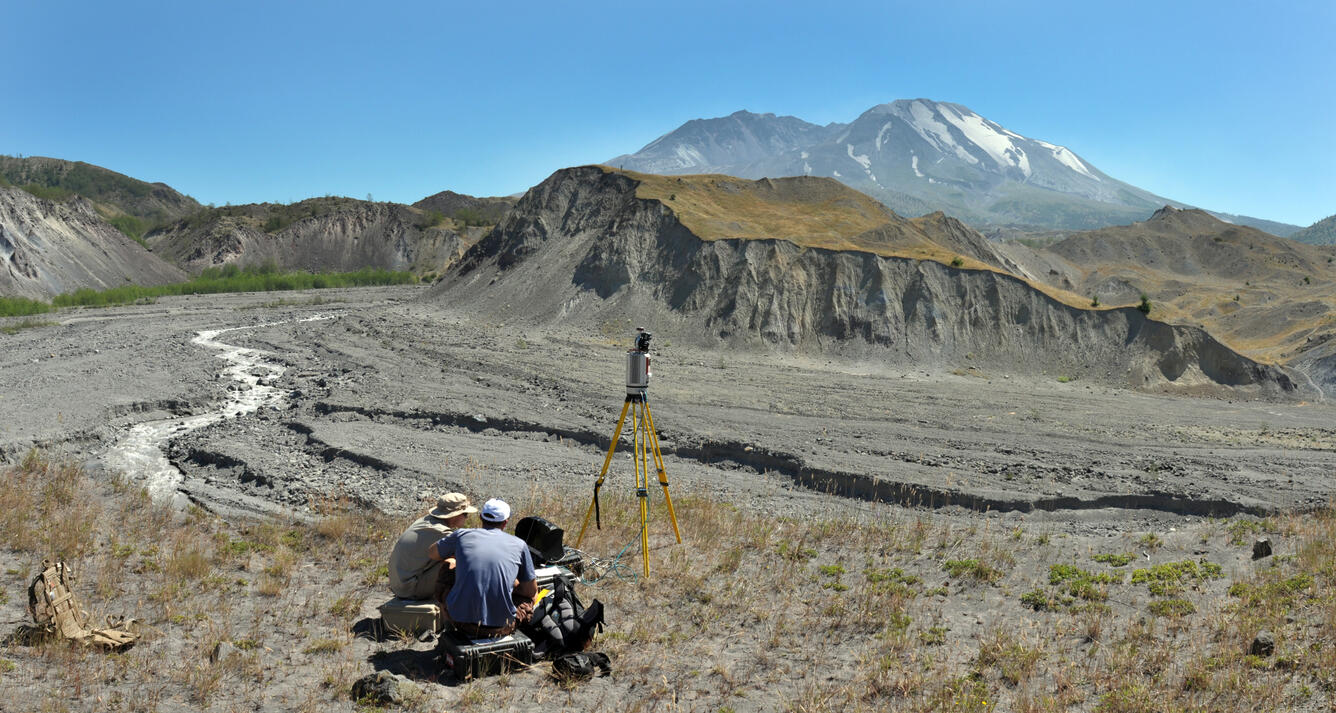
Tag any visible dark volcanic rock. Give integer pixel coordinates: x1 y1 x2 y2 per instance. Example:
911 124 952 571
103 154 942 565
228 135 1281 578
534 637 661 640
1250 630 1275 657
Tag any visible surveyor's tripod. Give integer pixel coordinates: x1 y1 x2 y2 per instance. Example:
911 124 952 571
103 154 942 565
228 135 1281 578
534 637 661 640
575 391 682 577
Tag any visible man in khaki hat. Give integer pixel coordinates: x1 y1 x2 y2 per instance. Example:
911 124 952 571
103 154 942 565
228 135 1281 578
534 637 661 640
388 493 478 600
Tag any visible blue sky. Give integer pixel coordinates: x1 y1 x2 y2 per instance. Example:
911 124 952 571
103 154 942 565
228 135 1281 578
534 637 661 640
4 0 1333 226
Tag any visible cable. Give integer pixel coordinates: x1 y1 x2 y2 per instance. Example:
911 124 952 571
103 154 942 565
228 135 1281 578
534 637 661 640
571 536 640 585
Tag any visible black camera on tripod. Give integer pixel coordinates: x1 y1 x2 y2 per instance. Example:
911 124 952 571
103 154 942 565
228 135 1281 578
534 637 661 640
627 328 652 395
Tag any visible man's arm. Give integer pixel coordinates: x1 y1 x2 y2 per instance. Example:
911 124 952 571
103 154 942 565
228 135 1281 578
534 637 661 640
513 545 538 600
429 532 459 562
514 577 538 600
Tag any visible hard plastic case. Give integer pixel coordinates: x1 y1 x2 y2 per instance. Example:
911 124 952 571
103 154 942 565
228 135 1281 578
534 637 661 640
438 629 535 680
377 597 441 636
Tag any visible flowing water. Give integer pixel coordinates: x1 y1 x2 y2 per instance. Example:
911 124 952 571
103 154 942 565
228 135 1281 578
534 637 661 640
103 315 338 502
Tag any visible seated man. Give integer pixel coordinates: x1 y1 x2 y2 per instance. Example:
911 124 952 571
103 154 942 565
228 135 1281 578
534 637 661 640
388 492 477 600
429 498 537 637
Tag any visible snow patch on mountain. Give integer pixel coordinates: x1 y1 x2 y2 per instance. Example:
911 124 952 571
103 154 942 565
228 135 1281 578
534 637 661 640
912 155 924 178
847 144 876 182
1037 140 1098 180
876 121 894 151
897 100 979 166
847 144 872 171
938 104 1031 177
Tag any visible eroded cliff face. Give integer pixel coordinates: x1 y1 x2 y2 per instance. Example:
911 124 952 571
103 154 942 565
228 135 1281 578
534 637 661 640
0 187 184 299
436 167 1298 396
148 201 469 275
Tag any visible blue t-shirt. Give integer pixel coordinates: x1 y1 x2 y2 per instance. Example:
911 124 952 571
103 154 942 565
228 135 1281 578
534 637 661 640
436 527 536 628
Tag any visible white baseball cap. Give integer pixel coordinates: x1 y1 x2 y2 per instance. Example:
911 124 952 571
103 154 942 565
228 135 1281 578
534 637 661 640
480 498 511 523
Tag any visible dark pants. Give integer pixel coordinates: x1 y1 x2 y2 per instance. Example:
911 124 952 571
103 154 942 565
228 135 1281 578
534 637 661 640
435 570 534 638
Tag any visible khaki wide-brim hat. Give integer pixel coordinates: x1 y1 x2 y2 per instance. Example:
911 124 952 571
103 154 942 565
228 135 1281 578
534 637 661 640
429 493 477 520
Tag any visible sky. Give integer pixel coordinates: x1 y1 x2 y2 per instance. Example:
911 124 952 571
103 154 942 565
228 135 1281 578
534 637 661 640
4 0 1333 227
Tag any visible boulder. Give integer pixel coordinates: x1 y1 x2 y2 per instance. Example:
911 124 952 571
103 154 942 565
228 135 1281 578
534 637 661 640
351 671 416 706
1250 630 1275 657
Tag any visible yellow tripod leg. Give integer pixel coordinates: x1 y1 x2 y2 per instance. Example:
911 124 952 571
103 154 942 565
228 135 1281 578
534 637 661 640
577 398 632 547
643 402 682 543
635 400 651 577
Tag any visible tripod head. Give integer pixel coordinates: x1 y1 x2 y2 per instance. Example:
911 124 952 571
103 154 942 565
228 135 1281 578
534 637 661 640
626 327 652 396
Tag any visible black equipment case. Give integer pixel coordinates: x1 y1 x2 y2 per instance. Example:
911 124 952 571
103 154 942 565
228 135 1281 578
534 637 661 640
439 629 535 680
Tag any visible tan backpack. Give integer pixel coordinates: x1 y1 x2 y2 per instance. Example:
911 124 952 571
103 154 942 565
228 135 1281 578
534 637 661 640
27 560 139 651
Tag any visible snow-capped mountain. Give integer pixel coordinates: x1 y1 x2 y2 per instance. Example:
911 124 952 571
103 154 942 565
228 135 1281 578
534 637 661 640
609 99 1298 234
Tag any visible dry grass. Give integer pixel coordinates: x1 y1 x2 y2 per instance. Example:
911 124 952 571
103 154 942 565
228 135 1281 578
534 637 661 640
604 166 1112 314
3 453 1336 711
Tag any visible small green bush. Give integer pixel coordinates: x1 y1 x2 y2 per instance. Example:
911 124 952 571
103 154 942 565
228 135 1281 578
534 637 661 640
1130 560 1223 596
1093 553 1136 567
942 558 1002 582
1148 598 1195 617
1137 293 1152 315
1021 589 1058 611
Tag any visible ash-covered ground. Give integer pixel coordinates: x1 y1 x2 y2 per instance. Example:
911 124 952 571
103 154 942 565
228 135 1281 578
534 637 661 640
3 285 1334 531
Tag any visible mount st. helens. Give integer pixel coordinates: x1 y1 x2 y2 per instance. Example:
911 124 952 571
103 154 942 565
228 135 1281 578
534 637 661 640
608 100 1300 235
433 166 1300 397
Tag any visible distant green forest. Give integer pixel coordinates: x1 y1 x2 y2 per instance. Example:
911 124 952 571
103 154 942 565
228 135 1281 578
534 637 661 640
0 264 416 317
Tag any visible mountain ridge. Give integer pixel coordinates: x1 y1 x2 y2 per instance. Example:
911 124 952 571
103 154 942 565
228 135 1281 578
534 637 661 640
435 166 1300 397
608 100 1300 235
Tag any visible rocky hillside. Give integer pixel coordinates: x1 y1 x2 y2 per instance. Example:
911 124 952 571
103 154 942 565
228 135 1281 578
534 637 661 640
0 187 185 299
434 166 1299 396
0 156 200 239
999 206 1336 379
1290 214 1336 245
412 190 517 226
146 197 475 276
608 101 1300 235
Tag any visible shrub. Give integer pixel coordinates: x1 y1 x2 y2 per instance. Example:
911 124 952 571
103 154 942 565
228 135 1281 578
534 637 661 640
0 297 53 317
1137 293 1152 314
1093 553 1136 567
1147 598 1195 617
942 558 1002 582
106 214 149 243
1130 560 1222 596
1021 589 1058 611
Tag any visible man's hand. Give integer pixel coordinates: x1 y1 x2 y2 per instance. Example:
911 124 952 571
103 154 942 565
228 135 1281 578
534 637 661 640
514 578 538 602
